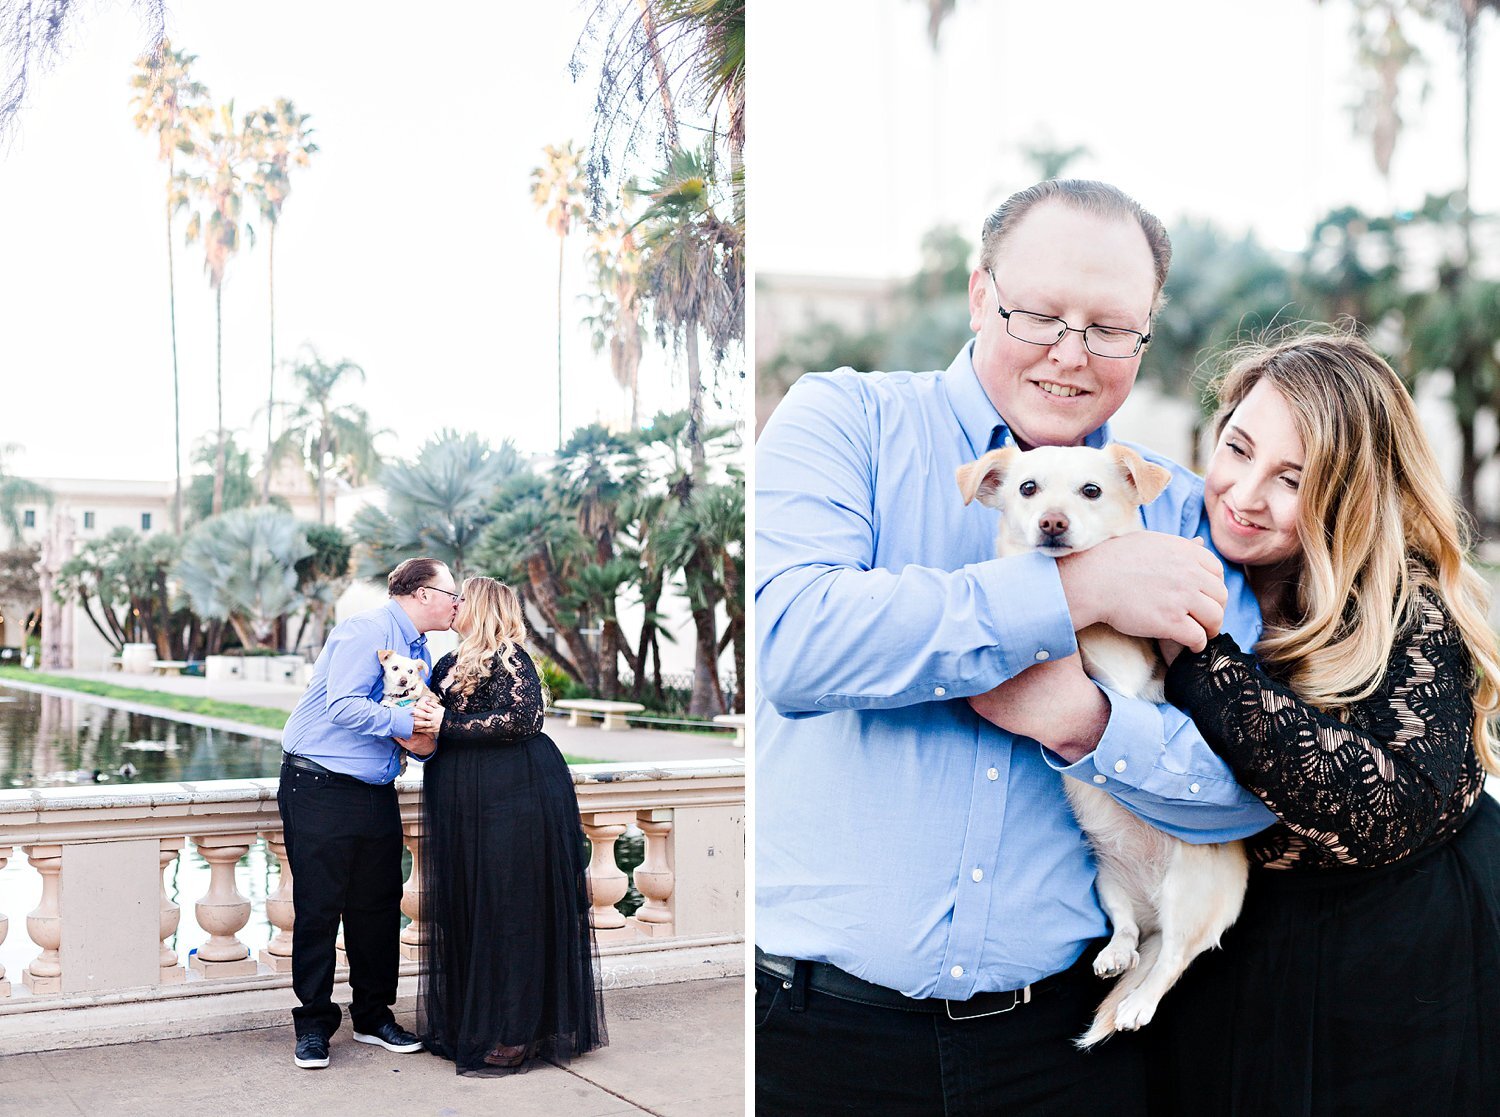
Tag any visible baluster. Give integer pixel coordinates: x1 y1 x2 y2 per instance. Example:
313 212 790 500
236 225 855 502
580 811 636 943
22 843 63 994
400 821 427 961
259 831 294 973
0 845 11 996
158 838 186 983
631 809 676 938
189 834 259 977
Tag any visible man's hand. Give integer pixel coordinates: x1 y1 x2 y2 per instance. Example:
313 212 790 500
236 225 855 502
397 732 437 757
966 654 1109 764
1057 532 1226 652
412 696 444 735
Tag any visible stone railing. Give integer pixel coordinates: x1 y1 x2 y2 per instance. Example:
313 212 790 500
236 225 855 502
0 760 744 1006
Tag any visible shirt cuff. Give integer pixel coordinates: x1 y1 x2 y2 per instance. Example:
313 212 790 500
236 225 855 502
970 551 1078 679
1045 683 1158 789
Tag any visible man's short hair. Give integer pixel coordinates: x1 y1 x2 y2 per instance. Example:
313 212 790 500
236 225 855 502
980 179 1173 315
388 557 447 597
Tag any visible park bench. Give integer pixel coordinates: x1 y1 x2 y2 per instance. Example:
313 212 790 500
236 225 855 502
712 713 746 746
151 660 190 676
553 698 646 731
104 655 123 672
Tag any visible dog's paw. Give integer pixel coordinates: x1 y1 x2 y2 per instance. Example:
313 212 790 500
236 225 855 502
1113 991 1160 1032
1092 944 1139 979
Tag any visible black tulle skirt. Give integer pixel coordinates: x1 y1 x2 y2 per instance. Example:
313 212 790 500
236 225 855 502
416 731 608 1076
1147 793 1500 1116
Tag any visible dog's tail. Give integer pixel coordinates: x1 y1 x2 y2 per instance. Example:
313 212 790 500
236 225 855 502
1074 935 1162 1049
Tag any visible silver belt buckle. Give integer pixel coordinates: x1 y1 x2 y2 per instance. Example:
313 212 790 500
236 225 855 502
944 983 1031 1020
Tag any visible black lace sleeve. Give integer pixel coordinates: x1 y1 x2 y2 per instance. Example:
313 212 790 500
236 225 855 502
1164 587 1482 869
432 650 546 744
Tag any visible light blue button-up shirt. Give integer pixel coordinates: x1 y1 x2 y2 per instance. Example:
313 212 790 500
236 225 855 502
282 600 432 784
755 344 1275 1001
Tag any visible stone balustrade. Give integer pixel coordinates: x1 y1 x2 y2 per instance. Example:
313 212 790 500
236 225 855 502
0 760 744 1007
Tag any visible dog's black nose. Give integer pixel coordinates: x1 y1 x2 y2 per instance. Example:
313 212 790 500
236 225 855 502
1039 513 1069 538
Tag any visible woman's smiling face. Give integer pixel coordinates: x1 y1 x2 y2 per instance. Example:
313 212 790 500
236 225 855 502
1204 378 1306 570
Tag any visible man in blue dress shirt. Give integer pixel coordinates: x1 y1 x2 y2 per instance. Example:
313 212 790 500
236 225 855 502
755 180 1276 1114
278 556 458 1069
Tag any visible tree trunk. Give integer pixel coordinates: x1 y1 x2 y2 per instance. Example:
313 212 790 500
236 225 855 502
636 0 681 148
525 552 598 690
316 422 329 524
212 284 226 517
686 317 705 471
166 171 183 536
687 600 725 716
1460 408 1480 523
264 226 277 504
556 234 566 448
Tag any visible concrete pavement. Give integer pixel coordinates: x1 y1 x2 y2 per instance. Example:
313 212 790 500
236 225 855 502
0 977 745 1117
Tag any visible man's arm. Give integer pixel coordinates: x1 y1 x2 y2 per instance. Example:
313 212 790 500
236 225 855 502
323 622 416 739
756 373 1079 715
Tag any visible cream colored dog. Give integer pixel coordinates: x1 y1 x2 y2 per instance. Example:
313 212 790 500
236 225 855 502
957 443 1248 1047
377 649 433 709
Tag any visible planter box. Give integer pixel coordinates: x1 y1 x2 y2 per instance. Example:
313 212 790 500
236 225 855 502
273 656 306 686
239 657 271 683
120 644 156 676
204 656 243 682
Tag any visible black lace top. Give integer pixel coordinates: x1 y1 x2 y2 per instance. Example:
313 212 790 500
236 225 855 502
431 649 546 743
1164 583 1485 871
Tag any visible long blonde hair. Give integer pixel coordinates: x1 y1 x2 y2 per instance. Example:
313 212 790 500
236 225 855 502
442 577 534 701
1210 327 1500 773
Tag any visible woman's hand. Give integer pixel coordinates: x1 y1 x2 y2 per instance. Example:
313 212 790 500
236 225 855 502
412 695 445 735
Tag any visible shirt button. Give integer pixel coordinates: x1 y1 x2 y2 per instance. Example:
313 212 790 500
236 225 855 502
1093 774 1107 785
1113 759 1128 773
934 686 946 697
987 767 999 781
1034 650 1050 662
1189 783 1201 794
971 868 983 882
951 965 964 979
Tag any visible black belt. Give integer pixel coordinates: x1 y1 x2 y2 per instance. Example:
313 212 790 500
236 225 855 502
755 948 1040 1020
280 753 380 786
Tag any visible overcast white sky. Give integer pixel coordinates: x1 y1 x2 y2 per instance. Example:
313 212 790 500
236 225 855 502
752 0 1495 277
0 1 743 482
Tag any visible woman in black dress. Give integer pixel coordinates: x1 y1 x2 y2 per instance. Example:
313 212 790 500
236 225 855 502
1146 333 1500 1115
415 576 607 1075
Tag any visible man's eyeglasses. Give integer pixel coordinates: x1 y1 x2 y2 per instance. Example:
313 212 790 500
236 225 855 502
422 585 464 604
987 269 1150 359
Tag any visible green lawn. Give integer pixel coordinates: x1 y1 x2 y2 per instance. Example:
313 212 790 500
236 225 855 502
0 666 289 730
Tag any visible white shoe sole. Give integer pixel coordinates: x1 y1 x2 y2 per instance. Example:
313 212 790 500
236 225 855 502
293 1054 330 1069
353 1031 423 1053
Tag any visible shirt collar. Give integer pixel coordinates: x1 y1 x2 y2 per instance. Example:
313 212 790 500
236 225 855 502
386 599 423 650
943 340 1112 455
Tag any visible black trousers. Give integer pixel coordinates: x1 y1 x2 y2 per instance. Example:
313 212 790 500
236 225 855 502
755 946 1147 1116
277 759 405 1039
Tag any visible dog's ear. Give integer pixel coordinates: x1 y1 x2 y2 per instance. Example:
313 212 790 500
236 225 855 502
957 447 1019 508
1108 444 1173 506
378 649 394 664
417 661 430 677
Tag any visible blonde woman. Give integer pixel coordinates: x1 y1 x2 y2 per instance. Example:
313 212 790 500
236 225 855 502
414 577 606 1075
1145 333 1500 1114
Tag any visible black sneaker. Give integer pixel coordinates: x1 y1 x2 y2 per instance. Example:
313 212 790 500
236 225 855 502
294 1032 330 1069
352 1020 423 1053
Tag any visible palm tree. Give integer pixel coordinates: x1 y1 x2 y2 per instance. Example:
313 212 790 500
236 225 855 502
582 207 647 428
352 432 523 580
245 100 318 504
657 0 744 227
176 508 312 650
269 350 384 523
181 100 258 517
130 40 208 536
531 142 590 448
0 445 50 546
632 143 743 469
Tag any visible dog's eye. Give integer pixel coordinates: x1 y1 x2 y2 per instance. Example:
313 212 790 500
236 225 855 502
1019 480 1037 498
1080 483 1102 500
